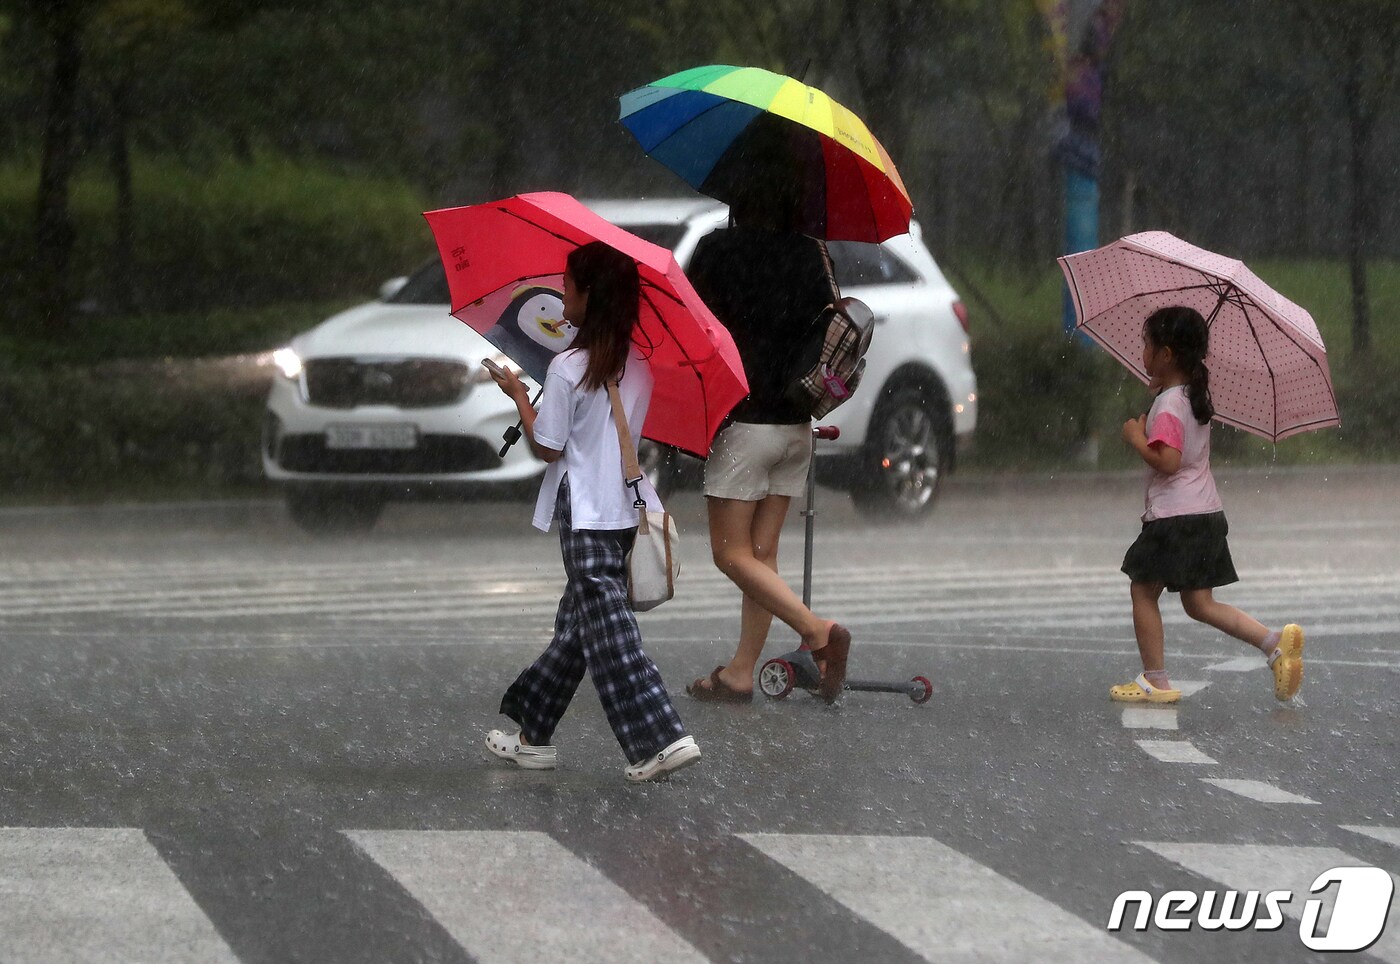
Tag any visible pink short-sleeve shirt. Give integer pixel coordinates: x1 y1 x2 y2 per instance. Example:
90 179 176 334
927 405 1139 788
1142 385 1222 522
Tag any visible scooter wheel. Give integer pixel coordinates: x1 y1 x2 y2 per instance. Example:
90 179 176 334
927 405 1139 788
910 676 933 704
759 658 795 699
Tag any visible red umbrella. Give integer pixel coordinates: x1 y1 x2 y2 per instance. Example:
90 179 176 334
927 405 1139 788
424 192 748 458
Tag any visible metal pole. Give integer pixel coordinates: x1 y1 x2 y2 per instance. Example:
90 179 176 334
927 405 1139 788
802 450 816 610
802 426 839 609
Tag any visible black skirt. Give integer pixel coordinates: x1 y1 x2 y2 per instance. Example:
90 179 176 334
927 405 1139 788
1121 511 1238 592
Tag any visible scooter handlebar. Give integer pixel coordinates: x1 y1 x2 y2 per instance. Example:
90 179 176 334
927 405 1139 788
812 425 840 440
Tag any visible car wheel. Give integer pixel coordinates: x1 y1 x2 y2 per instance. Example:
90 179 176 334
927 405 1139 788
637 440 681 499
851 388 953 520
285 488 384 534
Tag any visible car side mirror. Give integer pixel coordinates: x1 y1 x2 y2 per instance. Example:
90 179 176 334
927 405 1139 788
379 276 408 301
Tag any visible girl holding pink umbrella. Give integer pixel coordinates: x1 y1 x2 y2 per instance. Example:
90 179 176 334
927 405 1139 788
1060 232 1337 704
1114 306 1304 704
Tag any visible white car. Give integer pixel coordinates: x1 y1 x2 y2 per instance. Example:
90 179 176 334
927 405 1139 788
263 198 976 531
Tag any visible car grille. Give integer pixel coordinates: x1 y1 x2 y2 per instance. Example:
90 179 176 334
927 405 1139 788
303 358 470 409
275 434 501 474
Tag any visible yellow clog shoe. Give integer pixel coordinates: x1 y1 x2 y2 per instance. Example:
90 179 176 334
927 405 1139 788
1110 672 1182 704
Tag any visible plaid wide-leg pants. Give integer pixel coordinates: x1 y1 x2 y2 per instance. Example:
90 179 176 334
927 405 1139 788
500 476 687 765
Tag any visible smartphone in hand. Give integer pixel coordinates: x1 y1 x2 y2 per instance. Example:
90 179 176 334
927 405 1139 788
481 357 508 378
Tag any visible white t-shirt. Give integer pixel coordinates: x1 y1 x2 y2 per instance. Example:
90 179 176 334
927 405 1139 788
1142 385 1223 522
531 345 662 532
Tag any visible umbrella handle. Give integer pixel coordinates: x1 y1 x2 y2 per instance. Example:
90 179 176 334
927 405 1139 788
499 388 544 459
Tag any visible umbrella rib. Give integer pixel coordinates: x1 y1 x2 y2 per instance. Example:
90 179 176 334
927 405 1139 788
1235 299 1280 438
639 278 686 307
448 272 561 313
637 285 709 452
632 97 748 176
498 206 579 246
1274 414 1343 440
1211 411 1273 439
1235 298 1341 437
1073 282 1222 329
1078 325 1149 384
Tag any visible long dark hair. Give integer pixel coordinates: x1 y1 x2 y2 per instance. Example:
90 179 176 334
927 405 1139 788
566 241 640 392
1144 306 1214 425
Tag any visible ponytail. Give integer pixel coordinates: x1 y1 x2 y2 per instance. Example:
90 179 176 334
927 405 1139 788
1144 306 1214 425
1185 356 1215 425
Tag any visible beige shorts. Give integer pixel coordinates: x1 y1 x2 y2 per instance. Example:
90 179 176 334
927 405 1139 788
704 421 813 501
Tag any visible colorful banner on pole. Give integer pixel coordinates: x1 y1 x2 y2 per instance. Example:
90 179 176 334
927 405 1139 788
1038 0 1125 335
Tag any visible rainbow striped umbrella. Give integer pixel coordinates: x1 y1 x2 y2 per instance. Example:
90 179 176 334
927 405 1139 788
619 65 913 243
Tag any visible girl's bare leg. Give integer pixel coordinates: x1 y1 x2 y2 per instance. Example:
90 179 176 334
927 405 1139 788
1131 580 1168 674
1180 589 1271 648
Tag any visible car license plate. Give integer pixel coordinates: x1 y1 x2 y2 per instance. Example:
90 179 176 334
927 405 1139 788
325 424 418 450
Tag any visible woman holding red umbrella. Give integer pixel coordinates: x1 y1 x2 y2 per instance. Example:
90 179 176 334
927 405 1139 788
482 242 701 782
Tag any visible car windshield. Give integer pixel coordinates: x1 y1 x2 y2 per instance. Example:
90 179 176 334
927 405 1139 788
616 223 686 251
387 259 450 304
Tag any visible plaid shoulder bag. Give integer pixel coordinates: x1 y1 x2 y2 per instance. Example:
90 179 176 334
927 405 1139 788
785 242 877 420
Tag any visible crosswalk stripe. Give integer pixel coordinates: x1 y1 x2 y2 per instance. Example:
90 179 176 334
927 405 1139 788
1341 826 1400 850
1136 740 1218 764
738 833 1157 962
1121 708 1178 730
1200 779 1319 805
1134 841 1400 963
0 825 1394 960
3 558 1398 632
0 827 238 963
344 830 706 964
1204 656 1263 672
1 560 1389 599
0 572 562 607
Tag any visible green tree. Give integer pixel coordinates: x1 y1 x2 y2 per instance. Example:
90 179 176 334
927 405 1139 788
1293 0 1400 355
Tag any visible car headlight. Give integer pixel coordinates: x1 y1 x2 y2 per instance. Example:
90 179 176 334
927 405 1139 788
272 347 303 380
471 352 523 384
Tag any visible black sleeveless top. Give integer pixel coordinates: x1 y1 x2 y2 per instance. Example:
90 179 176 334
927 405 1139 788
687 226 831 425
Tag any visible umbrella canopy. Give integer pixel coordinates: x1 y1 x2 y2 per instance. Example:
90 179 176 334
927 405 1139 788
1059 231 1340 442
423 192 748 458
619 64 912 243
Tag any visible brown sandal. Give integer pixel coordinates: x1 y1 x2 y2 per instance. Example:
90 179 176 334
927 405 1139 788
686 666 753 704
811 624 852 703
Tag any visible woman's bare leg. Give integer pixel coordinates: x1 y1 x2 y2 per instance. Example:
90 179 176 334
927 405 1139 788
704 494 792 692
708 495 833 650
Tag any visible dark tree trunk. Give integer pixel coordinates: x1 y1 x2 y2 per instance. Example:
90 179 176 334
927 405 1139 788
1342 33 1372 355
1294 119 1311 256
840 0 926 165
33 2 84 337
486 7 526 199
109 74 137 314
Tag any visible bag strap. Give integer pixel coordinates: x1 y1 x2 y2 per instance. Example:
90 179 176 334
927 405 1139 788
605 380 650 535
817 240 840 305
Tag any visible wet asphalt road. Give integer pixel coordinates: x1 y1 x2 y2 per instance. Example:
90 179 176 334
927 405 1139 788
1 465 1398 963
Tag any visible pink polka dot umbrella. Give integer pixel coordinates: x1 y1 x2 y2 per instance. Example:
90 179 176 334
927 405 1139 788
1058 232 1341 442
